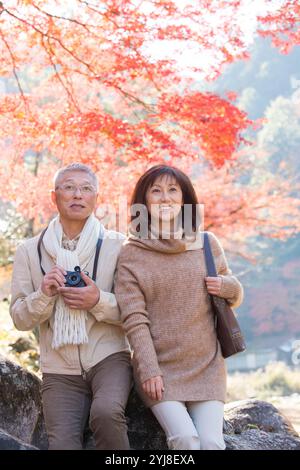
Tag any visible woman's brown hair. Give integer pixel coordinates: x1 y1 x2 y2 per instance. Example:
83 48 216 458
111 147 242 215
130 164 201 235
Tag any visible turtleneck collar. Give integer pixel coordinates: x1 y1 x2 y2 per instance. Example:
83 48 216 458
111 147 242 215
127 228 204 254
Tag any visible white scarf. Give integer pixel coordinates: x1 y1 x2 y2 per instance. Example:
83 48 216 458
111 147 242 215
43 214 102 349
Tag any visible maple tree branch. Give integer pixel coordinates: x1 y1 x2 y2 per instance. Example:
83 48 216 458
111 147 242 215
133 0 146 13
76 2 162 95
78 0 120 28
107 82 155 111
81 2 168 93
0 29 28 110
42 36 81 112
2 7 95 70
31 1 101 38
128 44 162 92
227 204 244 216
2 6 155 112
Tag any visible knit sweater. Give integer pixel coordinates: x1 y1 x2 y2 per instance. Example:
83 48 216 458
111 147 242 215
115 231 244 407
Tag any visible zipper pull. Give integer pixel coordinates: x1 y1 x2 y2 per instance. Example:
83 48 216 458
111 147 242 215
77 345 87 380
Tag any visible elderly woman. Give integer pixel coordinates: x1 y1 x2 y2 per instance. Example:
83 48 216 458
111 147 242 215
115 164 244 450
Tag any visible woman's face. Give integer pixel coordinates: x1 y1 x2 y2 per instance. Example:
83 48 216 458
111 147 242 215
146 174 183 223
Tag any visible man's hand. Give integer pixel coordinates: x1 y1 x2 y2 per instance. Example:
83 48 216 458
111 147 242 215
57 271 100 310
205 276 222 296
41 265 67 297
142 375 165 401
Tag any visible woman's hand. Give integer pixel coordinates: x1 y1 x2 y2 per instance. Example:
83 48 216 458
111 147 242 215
205 276 222 296
142 375 165 401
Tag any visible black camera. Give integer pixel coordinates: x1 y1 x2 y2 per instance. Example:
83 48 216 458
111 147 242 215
64 266 88 288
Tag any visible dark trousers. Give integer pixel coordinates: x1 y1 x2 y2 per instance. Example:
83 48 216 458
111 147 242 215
41 351 132 450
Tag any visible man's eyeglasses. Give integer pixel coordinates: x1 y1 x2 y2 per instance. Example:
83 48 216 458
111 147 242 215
55 184 96 194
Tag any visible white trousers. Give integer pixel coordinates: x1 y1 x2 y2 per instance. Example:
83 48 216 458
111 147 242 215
151 400 226 450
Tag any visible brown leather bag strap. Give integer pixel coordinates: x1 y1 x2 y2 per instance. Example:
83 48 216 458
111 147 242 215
203 232 219 329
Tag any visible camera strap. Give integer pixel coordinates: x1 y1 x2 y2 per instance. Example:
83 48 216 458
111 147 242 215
92 237 103 281
37 227 48 276
37 227 103 281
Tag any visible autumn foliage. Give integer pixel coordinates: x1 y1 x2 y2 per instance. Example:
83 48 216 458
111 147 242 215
0 0 299 258
258 0 300 54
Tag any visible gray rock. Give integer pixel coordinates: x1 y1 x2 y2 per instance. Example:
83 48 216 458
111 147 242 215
126 390 167 449
224 429 300 450
1 355 300 450
224 399 298 435
223 399 300 450
0 355 47 449
126 393 300 450
0 428 38 450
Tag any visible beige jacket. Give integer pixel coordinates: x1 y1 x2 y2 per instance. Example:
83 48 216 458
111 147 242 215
10 228 130 375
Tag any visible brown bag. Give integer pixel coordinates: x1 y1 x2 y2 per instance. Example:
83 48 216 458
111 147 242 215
204 232 246 358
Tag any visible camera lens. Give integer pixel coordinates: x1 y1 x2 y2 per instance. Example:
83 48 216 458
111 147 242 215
65 271 81 286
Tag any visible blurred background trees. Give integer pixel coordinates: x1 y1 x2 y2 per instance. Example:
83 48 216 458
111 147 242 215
0 0 300 344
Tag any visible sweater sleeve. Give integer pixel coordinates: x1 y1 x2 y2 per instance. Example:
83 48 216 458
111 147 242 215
207 232 244 309
10 244 57 331
115 253 162 383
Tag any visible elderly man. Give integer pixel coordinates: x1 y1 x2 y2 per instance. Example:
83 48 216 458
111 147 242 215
10 163 132 450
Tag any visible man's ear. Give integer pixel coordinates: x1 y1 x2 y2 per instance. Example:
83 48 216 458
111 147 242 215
51 190 57 206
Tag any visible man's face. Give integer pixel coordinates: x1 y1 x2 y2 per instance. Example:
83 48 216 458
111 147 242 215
51 170 98 222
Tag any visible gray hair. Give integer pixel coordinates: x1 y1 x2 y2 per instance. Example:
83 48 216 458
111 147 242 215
53 163 99 191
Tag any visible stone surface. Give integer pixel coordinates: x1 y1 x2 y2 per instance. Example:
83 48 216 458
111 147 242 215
223 399 300 450
126 393 300 450
126 390 167 450
0 355 48 449
0 428 38 450
1 355 300 450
